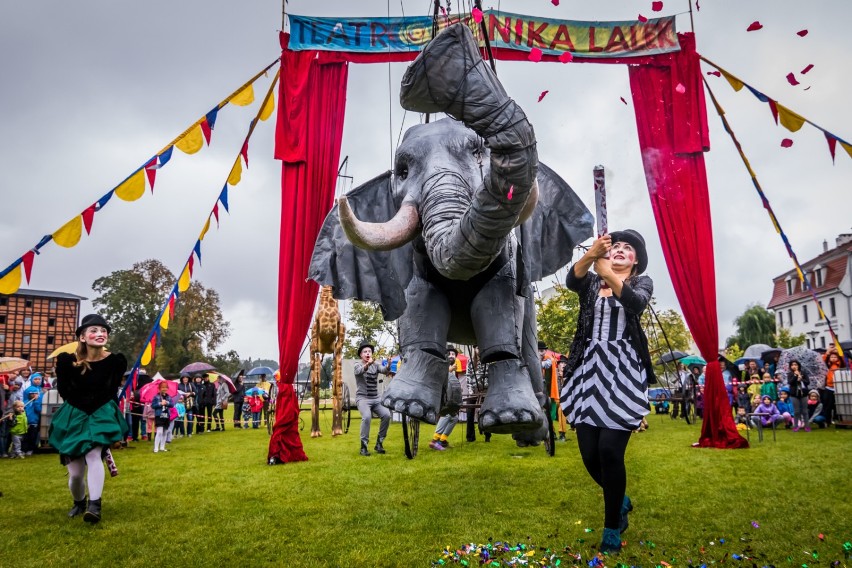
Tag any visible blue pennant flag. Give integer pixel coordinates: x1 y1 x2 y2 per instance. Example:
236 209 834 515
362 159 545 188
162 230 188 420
219 185 229 212
206 107 219 130
193 240 202 265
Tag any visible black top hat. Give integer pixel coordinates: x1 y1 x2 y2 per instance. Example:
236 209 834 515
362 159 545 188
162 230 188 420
537 340 548 351
76 314 111 337
446 345 458 355
610 229 648 275
357 341 375 356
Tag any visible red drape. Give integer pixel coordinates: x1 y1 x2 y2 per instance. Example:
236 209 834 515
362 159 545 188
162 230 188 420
271 43 349 461
268 375 308 463
628 34 747 449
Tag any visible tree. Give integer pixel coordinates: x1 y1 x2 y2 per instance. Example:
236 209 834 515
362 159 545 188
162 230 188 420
774 327 807 349
343 301 398 359
641 303 693 360
726 304 776 348
725 343 744 362
92 259 231 373
535 285 580 356
210 349 243 378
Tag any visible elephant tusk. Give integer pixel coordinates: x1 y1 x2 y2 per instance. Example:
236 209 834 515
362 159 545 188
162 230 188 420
338 198 420 251
515 180 539 227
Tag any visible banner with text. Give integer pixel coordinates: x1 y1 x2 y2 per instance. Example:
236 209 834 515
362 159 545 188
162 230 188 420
287 11 679 59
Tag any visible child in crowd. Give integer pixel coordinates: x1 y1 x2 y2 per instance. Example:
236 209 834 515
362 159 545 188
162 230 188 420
806 390 825 430
248 393 264 429
776 388 795 428
752 395 785 429
760 372 778 402
746 375 762 403
4 400 28 458
174 395 187 437
23 376 43 455
654 395 669 414
695 386 704 419
241 397 252 429
751 394 763 414
736 386 751 413
733 407 750 431
151 382 174 453
143 401 155 441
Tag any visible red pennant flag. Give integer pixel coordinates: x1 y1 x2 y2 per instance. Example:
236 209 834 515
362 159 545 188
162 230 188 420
825 133 837 164
768 99 779 124
241 141 249 168
188 254 194 277
212 203 220 226
82 204 97 235
22 251 35 283
200 117 212 145
168 294 176 317
132 368 138 391
144 158 157 192
149 334 157 360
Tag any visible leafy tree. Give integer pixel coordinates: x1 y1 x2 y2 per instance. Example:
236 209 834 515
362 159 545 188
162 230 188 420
241 358 279 371
726 304 776 348
641 304 693 359
535 285 580 356
725 343 744 362
343 301 397 359
774 327 807 349
92 259 231 374
210 349 243 377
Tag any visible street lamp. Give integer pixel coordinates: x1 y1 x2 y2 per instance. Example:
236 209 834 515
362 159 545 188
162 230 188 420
807 330 819 349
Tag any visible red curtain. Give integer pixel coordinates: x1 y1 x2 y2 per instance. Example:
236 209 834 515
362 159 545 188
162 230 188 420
628 34 747 449
271 45 348 461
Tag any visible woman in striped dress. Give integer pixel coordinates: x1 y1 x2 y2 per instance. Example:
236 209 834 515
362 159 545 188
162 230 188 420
560 230 655 554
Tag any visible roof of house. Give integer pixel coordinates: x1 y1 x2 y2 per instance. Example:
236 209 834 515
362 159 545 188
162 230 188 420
767 243 851 309
2 288 88 301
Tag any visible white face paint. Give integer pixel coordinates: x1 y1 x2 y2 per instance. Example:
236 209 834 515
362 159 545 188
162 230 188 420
82 326 109 347
610 241 637 272
360 347 373 362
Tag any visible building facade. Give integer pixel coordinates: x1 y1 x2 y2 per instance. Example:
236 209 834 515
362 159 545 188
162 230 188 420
0 288 86 373
768 234 852 349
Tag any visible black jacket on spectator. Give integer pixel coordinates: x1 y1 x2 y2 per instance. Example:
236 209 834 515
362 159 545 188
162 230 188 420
198 381 217 406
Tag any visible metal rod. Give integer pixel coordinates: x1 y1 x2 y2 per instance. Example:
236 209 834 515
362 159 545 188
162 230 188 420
688 0 695 33
474 0 497 73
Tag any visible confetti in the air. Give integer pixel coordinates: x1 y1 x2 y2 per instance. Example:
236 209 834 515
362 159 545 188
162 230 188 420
620 97 628 105
675 83 686 94
786 72 800 86
552 0 560 5
801 64 814 74
651 1 663 12
537 90 549 102
638 14 648 22
707 70 721 77
472 7 483 23
781 138 794 148
747 21 764 32
797 29 809 37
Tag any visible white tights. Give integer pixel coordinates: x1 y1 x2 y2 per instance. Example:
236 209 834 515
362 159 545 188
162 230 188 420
67 447 105 501
154 426 167 452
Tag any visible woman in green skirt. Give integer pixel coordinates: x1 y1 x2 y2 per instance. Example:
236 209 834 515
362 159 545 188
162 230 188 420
49 314 128 524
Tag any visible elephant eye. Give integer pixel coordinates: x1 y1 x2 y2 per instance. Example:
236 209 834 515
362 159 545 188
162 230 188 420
395 165 409 180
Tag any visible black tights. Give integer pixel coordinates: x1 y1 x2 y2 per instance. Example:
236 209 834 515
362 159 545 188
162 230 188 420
575 424 632 529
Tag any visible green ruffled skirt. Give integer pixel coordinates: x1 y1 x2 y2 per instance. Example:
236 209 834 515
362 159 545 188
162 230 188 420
48 400 129 459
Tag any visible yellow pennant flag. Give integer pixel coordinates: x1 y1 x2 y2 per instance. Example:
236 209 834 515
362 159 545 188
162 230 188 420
178 265 192 292
175 123 204 154
776 104 806 132
230 84 255 106
0 264 22 295
199 218 211 241
53 216 83 248
840 140 852 160
115 169 146 202
721 70 744 92
259 92 275 121
228 158 243 186
796 267 805 282
141 340 154 366
159 307 170 331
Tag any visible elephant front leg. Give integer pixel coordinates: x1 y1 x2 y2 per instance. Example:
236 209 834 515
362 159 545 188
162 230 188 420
471 263 544 434
381 275 451 425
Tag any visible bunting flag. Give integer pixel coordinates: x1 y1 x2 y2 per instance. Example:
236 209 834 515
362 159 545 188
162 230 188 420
118 69 281 399
704 79 847 362
0 59 280 296
701 56 852 165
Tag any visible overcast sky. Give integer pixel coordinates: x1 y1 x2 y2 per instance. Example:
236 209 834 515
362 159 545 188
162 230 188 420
1 1 850 363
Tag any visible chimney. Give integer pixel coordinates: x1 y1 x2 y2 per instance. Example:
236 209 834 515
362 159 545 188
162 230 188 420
836 233 852 247
823 239 829 252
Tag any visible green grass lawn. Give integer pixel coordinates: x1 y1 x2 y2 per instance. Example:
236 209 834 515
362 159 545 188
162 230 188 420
3 413 851 567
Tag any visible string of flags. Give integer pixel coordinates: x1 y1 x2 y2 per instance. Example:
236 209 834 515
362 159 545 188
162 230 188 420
0 58 280 297
703 79 846 361
701 56 852 163
120 68 281 397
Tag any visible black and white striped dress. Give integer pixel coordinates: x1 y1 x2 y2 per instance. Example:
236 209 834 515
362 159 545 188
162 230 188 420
561 295 650 431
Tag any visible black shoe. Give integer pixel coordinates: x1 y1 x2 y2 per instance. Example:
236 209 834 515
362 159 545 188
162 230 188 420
83 499 101 524
374 441 386 454
68 499 87 518
360 443 371 457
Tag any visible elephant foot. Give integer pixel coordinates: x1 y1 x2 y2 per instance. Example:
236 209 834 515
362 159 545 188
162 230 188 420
479 358 544 434
512 416 549 447
381 349 448 425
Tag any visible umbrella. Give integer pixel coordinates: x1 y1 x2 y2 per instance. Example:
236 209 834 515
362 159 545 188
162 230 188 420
245 387 268 397
180 362 216 375
761 348 783 361
139 375 179 404
777 345 828 388
656 350 687 365
207 372 236 394
0 357 29 374
47 342 78 360
247 366 275 377
742 343 774 360
681 355 707 366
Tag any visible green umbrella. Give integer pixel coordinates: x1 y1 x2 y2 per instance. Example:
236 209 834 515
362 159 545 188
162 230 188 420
681 355 707 366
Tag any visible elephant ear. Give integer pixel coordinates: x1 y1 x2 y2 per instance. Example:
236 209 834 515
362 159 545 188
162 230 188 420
308 171 413 321
517 162 594 283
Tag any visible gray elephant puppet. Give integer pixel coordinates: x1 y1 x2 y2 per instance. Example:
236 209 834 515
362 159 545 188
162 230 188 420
309 24 593 436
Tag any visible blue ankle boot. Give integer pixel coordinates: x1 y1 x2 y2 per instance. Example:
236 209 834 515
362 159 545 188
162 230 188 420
620 495 633 534
600 527 622 554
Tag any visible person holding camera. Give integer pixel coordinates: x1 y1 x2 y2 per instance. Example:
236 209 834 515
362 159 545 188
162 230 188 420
353 341 390 456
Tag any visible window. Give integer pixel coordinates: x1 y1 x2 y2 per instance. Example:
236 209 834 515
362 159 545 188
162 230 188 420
778 312 783 328
806 338 811 349
786 279 793 295
20 353 29 360
830 298 837 317
0 334 4 342
25 299 32 308
816 270 824 287
48 318 55 327
821 336 826 349
49 300 57 309
23 335 30 344
24 317 32 325
787 309 793 325
47 335 54 345
803 305 809 323
0 298 6 306
0 315 5 324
